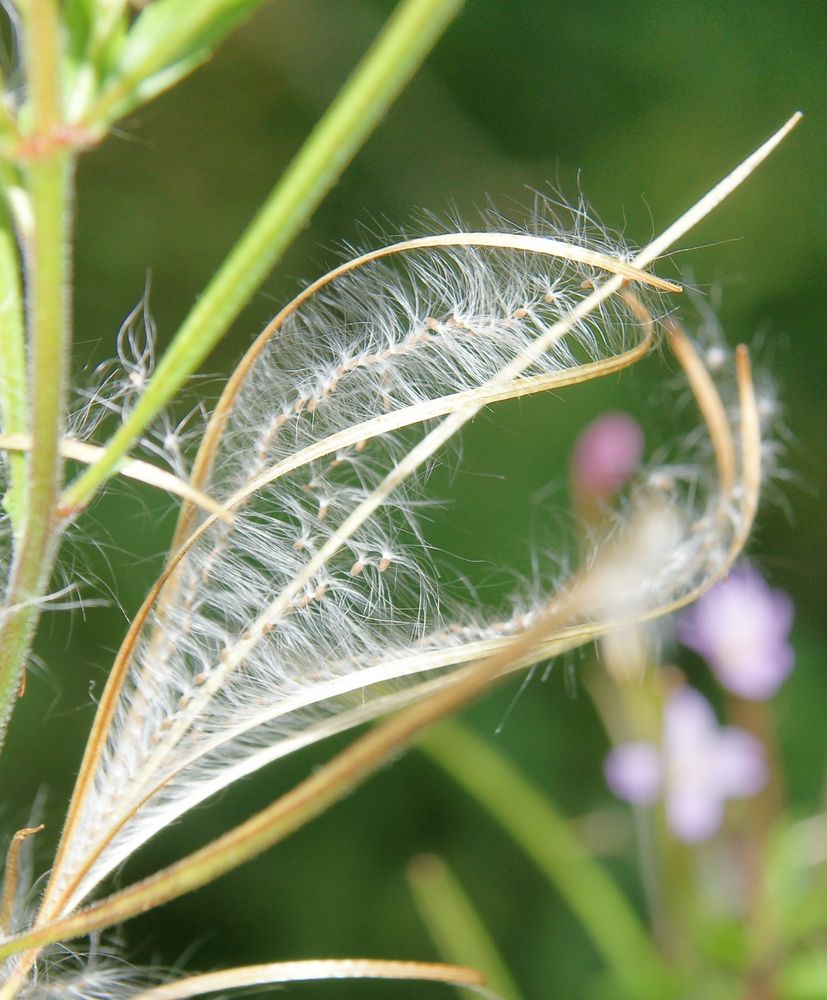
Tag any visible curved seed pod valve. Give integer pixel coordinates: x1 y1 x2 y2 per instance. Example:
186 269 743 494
0 114 799 999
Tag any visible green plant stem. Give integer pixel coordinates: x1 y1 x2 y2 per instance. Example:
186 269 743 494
0 0 72 743
419 721 674 1000
61 0 465 513
408 853 524 1000
588 666 697 965
586 665 677 957
26 0 62 132
0 194 27 529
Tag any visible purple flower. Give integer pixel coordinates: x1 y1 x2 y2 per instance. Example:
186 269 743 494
570 412 644 500
603 741 661 804
604 687 767 842
678 565 794 700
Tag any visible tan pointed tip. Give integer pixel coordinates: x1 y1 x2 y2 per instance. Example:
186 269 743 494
735 344 755 403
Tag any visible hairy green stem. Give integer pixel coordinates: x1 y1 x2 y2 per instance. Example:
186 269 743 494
26 0 62 133
419 721 675 1000
61 0 465 512
0 0 72 743
0 195 27 529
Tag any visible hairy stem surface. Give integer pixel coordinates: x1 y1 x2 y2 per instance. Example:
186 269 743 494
0 0 72 743
0 195 27 529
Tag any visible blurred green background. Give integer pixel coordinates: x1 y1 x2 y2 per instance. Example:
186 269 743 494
2 1 826 996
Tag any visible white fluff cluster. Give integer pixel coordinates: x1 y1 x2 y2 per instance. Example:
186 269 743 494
71 291 158 442
0 91 799 1000
71 289 205 482
37 218 673 918
38 199 777 946
11 950 165 1000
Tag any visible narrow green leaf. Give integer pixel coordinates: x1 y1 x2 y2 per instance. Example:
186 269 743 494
779 953 827 1000
85 0 131 81
79 0 271 128
408 853 524 1000
419 721 675 1000
63 0 94 64
89 0 131 52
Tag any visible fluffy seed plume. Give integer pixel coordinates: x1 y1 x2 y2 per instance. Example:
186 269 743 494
41 215 670 919
0 118 798 993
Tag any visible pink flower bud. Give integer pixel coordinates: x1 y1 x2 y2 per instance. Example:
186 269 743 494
571 412 644 500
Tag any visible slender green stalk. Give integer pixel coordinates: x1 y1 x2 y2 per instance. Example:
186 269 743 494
419 721 675 1000
25 0 62 133
0 194 27 529
408 853 524 1000
585 667 679 955
61 0 465 513
0 0 72 741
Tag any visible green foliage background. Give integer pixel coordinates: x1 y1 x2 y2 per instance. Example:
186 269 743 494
2 1 825 996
